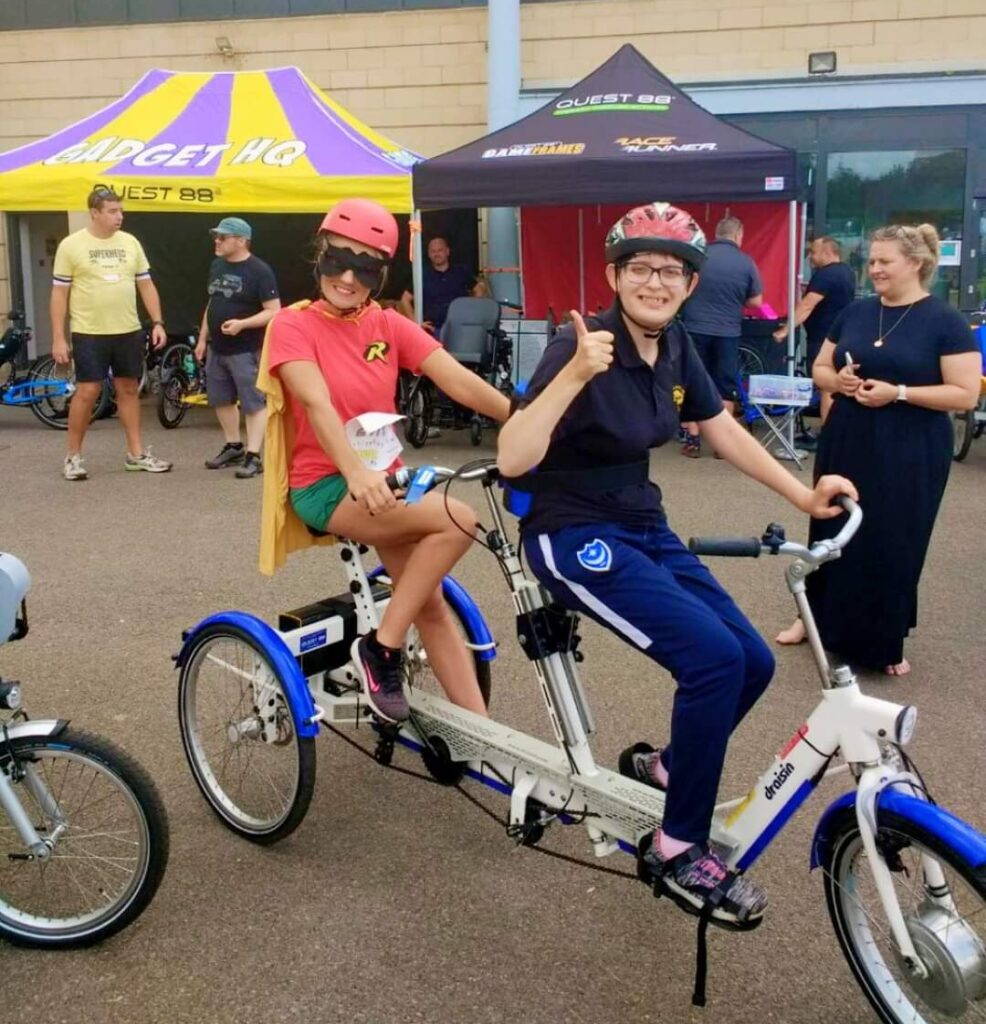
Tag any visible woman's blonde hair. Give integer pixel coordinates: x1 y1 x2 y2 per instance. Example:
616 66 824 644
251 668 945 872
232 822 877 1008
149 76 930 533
870 223 940 288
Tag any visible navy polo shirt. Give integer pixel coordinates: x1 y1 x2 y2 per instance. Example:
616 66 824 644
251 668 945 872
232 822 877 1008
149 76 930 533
516 303 723 535
804 261 856 348
681 239 762 338
423 263 474 330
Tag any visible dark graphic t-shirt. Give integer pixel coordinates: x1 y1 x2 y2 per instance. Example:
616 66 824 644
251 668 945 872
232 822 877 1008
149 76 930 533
206 255 279 355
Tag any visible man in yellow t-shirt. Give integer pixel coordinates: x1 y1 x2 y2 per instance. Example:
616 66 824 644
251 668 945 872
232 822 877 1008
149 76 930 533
50 184 173 480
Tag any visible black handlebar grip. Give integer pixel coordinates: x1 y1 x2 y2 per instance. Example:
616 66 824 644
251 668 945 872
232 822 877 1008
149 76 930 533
384 467 411 491
688 537 763 558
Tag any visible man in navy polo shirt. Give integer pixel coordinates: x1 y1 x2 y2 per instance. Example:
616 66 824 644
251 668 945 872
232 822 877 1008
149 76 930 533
774 236 856 423
681 215 763 457
497 202 855 929
400 236 474 334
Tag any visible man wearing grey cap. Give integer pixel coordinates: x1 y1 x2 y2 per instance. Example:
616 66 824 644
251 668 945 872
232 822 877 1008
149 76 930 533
195 216 280 477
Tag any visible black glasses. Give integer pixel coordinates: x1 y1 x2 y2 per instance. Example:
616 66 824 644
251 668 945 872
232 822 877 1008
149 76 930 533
317 244 387 290
620 262 690 286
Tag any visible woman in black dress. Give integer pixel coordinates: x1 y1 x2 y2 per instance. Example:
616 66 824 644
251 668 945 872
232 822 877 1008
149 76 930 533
777 223 981 674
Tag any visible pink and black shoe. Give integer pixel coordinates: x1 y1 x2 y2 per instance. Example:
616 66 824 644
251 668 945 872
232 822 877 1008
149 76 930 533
351 631 409 723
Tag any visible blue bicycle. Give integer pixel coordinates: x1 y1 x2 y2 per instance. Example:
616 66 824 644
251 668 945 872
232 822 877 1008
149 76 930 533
176 464 986 1020
0 309 110 428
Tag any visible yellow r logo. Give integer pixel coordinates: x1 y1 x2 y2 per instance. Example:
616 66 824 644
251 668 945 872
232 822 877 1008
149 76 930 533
364 341 389 363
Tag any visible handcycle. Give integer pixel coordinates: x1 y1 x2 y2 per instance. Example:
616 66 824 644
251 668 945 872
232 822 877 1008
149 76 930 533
0 552 169 947
175 463 986 1020
0 309 98 429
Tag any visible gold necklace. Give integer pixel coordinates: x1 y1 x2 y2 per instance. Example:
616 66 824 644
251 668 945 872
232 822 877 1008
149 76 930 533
874 301 915 347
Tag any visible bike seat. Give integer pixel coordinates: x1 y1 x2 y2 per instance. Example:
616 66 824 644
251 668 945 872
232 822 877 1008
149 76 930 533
305 525 339 543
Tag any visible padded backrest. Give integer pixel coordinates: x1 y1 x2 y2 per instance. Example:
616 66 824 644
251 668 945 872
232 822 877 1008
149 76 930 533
0 326 24 366
440 297 500 366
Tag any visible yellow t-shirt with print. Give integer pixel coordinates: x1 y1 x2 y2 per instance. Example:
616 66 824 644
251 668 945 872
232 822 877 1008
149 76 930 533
52 229 150 335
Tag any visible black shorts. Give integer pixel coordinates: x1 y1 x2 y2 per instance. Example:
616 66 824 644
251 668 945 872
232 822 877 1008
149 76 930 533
690 333 740 403
72 331 145 383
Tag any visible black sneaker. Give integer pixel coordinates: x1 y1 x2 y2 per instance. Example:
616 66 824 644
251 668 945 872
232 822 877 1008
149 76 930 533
618 743 667 791
351 631 409 723
639 835 767 929
205 443 245 469
235 453 263 478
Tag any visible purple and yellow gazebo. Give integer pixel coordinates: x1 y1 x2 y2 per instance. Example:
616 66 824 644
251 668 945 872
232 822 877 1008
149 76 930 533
0 67 419 213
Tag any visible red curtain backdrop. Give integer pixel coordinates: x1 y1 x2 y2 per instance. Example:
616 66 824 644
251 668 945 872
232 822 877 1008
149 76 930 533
520 201 799 321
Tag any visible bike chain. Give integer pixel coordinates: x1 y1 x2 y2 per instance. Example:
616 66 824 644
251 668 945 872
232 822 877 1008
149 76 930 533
323 719 639 882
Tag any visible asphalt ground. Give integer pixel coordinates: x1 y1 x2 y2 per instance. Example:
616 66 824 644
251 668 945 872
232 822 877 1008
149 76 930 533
1 399 984 1024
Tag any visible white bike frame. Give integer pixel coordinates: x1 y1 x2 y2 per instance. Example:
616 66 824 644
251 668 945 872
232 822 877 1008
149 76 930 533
274 469 930 968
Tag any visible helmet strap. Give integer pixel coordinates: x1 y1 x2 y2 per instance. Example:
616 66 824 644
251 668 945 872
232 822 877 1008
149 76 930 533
615 295 667 342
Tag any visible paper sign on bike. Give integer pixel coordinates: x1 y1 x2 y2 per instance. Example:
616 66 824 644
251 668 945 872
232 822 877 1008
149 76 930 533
344 412 404 471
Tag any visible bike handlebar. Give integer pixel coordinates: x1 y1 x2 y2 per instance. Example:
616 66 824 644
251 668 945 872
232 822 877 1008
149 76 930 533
688 495 861 567
384 463 499 493
383 468 860 569
688 537 762 558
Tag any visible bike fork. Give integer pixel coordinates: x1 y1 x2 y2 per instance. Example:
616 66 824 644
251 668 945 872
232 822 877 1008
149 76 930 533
855 767 931 978
0 764 57 861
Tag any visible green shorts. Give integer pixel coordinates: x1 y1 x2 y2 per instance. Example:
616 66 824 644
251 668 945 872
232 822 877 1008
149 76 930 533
290 474 350 532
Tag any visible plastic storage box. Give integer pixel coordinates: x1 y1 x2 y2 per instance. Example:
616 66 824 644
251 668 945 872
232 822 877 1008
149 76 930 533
747 374 813 406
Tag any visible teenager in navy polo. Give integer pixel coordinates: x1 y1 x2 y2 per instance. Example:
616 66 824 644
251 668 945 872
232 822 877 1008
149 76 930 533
498 202 856 928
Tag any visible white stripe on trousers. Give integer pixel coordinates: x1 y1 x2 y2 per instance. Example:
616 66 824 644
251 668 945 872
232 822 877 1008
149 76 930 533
536 533 653 650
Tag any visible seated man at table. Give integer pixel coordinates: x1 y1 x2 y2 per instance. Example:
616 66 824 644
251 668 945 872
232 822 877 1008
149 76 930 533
400 236 474 334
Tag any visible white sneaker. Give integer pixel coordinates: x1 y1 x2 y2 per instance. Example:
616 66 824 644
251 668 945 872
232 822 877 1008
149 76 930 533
427 427 441 439
125 448 172 473
63 453 88 481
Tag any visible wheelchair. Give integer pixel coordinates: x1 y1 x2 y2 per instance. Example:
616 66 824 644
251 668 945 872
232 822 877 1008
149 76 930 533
401 296 516 448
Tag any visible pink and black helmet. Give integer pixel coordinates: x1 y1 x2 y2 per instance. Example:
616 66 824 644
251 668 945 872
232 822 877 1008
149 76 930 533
318 198 399 259
605 202 707 271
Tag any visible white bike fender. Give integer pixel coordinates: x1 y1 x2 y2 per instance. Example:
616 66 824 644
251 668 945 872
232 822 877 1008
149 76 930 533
2 719 69 742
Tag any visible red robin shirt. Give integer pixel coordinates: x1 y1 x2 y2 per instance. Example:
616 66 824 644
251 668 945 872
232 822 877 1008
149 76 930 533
267 300 439 488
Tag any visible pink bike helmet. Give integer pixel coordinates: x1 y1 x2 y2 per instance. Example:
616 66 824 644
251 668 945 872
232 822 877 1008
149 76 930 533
605 202 707 271
318 198 399 258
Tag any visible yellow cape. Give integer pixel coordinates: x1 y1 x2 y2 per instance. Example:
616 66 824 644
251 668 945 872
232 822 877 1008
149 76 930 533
257 300 339 575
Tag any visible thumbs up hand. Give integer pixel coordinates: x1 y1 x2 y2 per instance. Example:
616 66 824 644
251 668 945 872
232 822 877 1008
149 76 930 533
568 310 614 383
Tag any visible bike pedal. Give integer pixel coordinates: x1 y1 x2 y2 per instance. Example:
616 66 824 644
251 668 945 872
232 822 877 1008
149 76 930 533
372 721 401 766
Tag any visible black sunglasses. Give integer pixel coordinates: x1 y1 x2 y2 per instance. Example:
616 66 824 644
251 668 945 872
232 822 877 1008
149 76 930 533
317 244 387 290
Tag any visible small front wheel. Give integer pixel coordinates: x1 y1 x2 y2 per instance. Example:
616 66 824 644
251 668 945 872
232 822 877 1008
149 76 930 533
0 728 169 948
951 409 975 462
404 378 432 449
178 624 316 844
157 370 189 428
823 808 986 1023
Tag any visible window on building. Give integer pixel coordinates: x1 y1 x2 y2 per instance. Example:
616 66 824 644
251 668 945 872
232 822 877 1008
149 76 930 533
825 149 966 306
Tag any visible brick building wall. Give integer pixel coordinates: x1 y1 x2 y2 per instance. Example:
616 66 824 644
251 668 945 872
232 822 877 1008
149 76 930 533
2 0 985 311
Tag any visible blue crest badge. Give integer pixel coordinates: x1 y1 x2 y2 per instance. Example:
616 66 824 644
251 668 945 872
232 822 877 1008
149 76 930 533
576 539 612 573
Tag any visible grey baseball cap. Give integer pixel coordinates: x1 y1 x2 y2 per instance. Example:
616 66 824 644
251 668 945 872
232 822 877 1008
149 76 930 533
209 216 252 239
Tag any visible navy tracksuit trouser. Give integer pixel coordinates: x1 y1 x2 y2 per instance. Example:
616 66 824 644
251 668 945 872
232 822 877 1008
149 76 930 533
524 519 775 845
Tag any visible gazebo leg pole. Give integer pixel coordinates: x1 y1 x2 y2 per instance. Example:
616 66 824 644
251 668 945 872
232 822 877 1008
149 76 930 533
786 198 798 453
412 208 424 327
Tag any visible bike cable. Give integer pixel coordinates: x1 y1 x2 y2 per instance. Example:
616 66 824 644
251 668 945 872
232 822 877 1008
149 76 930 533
441 460 519 590
321 718 639 882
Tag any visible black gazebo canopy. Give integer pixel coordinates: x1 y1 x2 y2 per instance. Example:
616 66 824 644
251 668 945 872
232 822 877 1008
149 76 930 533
413 44 797 209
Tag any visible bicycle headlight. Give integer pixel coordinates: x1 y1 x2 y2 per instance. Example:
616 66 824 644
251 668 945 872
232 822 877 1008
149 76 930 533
895 705 917 746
